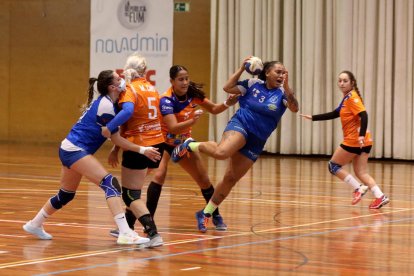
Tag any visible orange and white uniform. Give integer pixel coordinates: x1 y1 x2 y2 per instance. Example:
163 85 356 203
118 77 164 146
336 90 373 147
159 87 204 146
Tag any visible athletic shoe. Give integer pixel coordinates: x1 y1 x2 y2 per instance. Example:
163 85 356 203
109 226 146 238
23 221 52 240
369 195 390 209
144 234 164 248
171 138 195 163
351 185 369 205
195 210 210 233
117 231 149 245
212 214 227 231
109 229 119 238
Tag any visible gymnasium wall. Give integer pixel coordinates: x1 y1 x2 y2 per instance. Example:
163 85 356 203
0 0 210 144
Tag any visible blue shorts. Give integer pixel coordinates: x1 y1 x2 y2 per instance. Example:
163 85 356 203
224 117 266 162
59 148 89 168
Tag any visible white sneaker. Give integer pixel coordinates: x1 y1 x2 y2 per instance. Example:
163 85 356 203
117 231 149 245
23 221 52 240
144 234 164 248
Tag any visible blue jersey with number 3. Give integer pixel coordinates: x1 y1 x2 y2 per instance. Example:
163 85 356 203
234 79 288 140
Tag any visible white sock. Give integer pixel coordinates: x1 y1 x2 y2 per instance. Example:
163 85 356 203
343 174 361 190
114 213 131 234
31 208 49 227
370 185 384 198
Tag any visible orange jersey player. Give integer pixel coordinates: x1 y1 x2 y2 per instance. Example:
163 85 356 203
338 90 373 148
301 70 389 209
160 86 204 146
106 53 165 248
118 75 165 146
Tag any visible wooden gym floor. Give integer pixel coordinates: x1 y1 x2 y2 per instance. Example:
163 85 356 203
0 142 413 275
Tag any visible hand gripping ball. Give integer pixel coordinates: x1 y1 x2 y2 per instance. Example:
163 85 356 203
244 56 263 75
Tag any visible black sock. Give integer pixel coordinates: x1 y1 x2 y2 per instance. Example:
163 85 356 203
146 181 163 217
201 185 220 217
125 208 137 229
138 214 158 237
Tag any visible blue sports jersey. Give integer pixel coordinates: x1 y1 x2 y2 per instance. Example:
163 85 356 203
234 79 288 140
65 95 118 154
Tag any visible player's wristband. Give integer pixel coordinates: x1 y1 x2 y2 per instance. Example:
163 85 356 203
223 100 229 107
139 146 149 155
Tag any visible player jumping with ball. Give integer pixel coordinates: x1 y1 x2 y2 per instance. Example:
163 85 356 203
171 57 299 233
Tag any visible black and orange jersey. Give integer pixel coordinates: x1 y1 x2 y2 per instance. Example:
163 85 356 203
336 90 373 147
159 87 204 146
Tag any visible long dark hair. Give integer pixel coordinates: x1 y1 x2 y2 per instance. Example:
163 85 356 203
258 61 283 81
169 65 205 100
82 70 114 112
340 70 363 103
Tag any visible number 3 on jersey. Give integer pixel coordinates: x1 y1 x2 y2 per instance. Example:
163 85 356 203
147 97 157 119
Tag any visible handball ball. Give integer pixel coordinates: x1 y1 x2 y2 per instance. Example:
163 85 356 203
244 56 263 75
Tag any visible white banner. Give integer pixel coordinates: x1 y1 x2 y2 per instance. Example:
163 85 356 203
90 0 173 93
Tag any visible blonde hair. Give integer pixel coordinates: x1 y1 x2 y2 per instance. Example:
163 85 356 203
123 53 147 82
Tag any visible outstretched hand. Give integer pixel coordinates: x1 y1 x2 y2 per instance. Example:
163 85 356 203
299 114 312 120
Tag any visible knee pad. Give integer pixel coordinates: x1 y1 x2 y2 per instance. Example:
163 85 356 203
99 174 121 199
50 189 76 209
328 160 342 175
122 187 141 207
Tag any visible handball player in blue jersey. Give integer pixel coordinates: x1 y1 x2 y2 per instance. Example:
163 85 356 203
23 70 160 245
172 57 299 232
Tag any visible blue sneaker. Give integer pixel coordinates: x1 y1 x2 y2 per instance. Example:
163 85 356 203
195 210 210 233
171 138 195 163
212 214 227 231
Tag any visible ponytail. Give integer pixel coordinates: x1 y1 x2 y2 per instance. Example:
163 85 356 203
80 77 97 112
80 70 114 112
187 81 206 100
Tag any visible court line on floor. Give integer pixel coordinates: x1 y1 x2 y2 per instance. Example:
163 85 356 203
0 219 212 238
0 235 221 269
1 187 411 211
0 207 412 270
31 216 414 276
0 172 387 188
